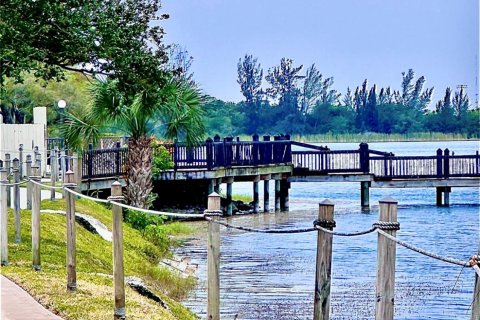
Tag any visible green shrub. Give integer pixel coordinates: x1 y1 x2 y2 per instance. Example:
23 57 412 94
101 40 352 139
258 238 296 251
124 209 167 231
153 146 174 174
144 225 170 254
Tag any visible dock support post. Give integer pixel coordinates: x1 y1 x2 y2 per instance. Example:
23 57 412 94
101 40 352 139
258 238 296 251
263 176 270 213
313 200 335 320
206 193 221 320
13 158 20 243
109 182 126 320
26 155 32 210
253 175 260 213
360 181 370 208
275 179 281 212
1 168 8 266
226 177 233 216
65 171 77 290
208 179 215 195
443 187 450 207
280 179 289 211
18 144 24 178
436 187 443 206
375 197 398 320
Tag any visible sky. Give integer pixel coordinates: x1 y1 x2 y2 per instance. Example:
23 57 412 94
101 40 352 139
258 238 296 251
162 0 479 109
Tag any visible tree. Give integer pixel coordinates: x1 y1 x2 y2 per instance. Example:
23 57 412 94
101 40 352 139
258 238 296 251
265 58 304 108
300 64 339 114
237 54 264 134
63 78 204 208
398 69 433 112
452 87 469 119
1 0 170 97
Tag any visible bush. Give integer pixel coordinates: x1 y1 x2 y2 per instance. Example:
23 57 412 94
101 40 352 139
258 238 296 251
144 225 170 254
124 209 167 231
153 145 174 175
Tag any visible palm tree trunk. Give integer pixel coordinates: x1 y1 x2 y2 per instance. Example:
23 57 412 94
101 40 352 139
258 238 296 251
125 136 153 208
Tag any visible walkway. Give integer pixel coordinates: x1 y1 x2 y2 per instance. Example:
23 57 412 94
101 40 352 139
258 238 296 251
1 276 63 320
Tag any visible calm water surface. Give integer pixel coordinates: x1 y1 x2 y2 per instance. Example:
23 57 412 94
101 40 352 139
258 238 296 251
178 141 480 320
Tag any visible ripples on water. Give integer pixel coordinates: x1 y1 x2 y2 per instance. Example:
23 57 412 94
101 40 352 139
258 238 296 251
178 141 479 319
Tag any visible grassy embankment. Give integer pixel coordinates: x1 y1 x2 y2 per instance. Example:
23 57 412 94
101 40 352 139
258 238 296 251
237 132 475 143
1 198 198 320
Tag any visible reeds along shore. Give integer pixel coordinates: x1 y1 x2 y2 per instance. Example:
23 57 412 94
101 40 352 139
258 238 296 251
288 132 475 143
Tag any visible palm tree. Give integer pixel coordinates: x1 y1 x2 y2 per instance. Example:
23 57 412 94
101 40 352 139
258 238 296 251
62 77 204 208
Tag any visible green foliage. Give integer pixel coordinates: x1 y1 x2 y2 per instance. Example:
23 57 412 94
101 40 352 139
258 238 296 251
124 209 167 231
153 146 174 174
144 225 170 254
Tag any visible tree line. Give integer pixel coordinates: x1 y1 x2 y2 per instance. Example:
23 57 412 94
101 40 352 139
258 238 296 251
203 55 479 138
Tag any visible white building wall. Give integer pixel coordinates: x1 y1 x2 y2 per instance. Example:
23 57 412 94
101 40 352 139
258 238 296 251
0 107 47 175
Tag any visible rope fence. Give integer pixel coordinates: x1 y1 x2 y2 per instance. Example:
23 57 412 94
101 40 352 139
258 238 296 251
0 170 478 320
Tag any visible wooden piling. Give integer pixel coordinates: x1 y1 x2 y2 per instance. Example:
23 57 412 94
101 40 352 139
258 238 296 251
313 200 335 320
275 179 281 212
361 181 370 208
226 177 233 216
280 179 289 211
26 155 32 210
206 192 221 320
443 187 450 207
264 178 270 213
65 171 77 290
253 175 260 213
13 158 21 243
375 197 398 320
436 187 443 206
18 144 24 178
31 166 41 271
109 182 126 320
471 244 480 320
0 168 8 266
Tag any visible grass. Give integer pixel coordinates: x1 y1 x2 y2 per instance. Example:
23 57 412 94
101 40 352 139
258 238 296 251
291 132 474 143
219 192 252 203
235 132 475 143
1 198 198 320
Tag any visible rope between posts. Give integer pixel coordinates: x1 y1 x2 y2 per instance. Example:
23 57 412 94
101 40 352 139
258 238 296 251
205 217 317 233
111 201 205 219
376 228 471 268
0 179 29 186
64 188 111 204
28 179 64 190
315 225 377 237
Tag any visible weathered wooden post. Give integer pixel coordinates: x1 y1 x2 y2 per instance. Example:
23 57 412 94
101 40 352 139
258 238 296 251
360 181 370 208
313 200 335 320
35 146 42 175
280 179 289 211
31 165 41 271
263 175 270 213
444 148 450 179
109 181 126 320
252 134 260 165
26 155 32 210
13 158 21 243
50 148 57 201
471 244 480 320
5 153 11 207
274 178 281 212
205 192 221 320
74 153 83 193
114 142 121 178
0 168 8 266
64 171 77 290
359 143 370 173
375 197 398 320
253 175 260 213
226 177 233 216
206 138 214 170
18 144 24 178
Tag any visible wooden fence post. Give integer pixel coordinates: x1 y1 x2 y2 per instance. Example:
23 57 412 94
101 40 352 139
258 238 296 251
109 182 126 320
18 144 24 178
26 155 32 210
471 242 480 320
1 168 8 266
205 192 221 320
65 171 77 290
375 197 398 320
5 153 11 207
13 158 21 243
31 165 41 271
50 148 57 201
313 200 335 320
443 148 450 179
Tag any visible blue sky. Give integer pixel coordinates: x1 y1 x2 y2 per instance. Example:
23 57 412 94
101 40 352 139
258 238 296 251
163 0 479 109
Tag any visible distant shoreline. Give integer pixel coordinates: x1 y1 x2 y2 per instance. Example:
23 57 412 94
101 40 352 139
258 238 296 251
288 132 479 143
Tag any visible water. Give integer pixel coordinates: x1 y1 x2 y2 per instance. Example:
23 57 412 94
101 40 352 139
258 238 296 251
178 141 480 320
